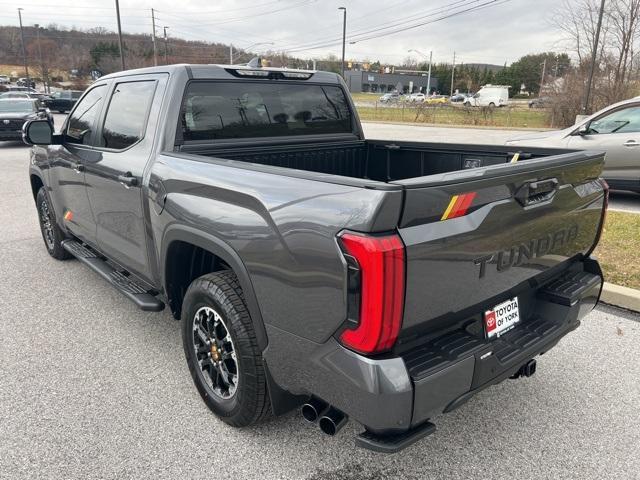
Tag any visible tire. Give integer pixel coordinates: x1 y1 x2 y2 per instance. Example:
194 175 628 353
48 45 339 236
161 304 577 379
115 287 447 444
182 270 271 427
489 102 496 108
36 187 71 260
464 101 471 107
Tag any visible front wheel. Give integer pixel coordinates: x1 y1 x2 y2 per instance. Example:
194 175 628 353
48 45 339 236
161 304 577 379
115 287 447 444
36 187 71 260
182 271 271 427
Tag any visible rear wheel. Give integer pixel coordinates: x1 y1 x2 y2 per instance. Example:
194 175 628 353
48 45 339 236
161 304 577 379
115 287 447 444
36 187 71 260
182 271 271 427
489 102 496 108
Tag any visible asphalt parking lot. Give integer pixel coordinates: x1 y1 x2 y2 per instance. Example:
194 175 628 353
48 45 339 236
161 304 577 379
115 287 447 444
1 131 640 479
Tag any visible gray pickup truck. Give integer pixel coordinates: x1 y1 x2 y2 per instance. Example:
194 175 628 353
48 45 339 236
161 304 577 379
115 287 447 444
24 63 608 453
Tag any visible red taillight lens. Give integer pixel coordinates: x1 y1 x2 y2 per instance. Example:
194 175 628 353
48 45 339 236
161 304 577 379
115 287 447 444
338 232 405 355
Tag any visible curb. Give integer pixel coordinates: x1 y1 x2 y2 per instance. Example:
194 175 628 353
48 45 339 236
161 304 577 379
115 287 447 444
600 282 640 313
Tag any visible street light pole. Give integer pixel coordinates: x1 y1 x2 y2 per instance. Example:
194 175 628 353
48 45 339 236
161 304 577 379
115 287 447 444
583 0 606 113
450 51 456 95
114 0 125 70
338 7 346 78
408 49 432 94
17 8 29 85
163 26 169 65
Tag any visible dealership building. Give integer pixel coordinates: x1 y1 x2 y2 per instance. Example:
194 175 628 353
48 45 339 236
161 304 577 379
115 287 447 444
344 70 439 94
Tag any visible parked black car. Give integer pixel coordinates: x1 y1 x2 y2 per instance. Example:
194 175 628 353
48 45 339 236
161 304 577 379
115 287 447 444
44 90 83 113
0 98 52 141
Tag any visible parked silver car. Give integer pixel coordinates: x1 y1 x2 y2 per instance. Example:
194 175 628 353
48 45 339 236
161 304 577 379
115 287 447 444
506 96 640 192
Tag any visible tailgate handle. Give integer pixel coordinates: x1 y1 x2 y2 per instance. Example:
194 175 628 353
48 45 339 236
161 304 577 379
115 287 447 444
516 178 559 207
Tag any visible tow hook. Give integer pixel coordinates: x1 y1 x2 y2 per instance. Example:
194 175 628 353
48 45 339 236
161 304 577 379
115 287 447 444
511 359 537 379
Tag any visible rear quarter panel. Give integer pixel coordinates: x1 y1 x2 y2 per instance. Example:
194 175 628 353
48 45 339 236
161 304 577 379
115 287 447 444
149 153 403 343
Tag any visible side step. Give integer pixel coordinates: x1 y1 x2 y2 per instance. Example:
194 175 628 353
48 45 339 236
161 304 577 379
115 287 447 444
62 240 164 312
356 421 436 454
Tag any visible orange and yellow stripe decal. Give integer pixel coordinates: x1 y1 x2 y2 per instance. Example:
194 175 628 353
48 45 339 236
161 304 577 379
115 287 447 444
441 192 477 221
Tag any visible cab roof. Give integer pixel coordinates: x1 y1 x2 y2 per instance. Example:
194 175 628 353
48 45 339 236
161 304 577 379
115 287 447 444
99 63 342 84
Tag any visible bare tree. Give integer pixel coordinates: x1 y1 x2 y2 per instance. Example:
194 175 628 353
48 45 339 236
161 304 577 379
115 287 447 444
550 0 640 121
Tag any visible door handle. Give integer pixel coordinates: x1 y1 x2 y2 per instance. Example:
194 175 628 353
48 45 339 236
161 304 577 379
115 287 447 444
117 172 139 187
72 163 84 173
624 140 639 147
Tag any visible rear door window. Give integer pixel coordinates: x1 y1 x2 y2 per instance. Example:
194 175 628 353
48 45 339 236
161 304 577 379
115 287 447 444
99 81 156 150
180 81 353 141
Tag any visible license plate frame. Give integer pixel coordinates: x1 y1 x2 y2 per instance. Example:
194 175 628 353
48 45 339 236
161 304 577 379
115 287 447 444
484 297 520 338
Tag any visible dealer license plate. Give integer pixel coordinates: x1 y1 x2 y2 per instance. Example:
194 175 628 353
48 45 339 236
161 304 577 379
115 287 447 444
484 297 520 338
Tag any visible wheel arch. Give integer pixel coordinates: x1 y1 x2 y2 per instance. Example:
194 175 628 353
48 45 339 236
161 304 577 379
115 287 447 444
30 173 44 202
161 224 268 352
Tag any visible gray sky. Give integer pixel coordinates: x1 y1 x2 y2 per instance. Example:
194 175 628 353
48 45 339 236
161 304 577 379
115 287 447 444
0 0 566 65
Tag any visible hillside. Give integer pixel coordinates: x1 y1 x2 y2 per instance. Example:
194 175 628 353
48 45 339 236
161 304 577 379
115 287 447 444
0 24 245 80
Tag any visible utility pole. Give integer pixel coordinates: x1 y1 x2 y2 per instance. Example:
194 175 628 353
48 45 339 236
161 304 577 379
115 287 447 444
151 8 158 66
450 51 456 95
230 44 233 64
163 26 169 65
17 8 29 85
539 58 547 95
338 7 346 78
553 55 560 78
583 0 606 113
114 0 125 70
34 24 47 93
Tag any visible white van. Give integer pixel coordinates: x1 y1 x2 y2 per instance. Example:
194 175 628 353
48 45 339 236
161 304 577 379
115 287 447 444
464 84 509 107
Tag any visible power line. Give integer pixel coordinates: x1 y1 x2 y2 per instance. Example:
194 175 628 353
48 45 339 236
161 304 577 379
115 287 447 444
280 0 508 53
275 0 485 53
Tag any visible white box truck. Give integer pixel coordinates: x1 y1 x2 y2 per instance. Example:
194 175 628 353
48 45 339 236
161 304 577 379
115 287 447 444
464 84 510 107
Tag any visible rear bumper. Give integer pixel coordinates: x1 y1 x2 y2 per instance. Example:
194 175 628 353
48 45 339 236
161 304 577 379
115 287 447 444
264 259 603 440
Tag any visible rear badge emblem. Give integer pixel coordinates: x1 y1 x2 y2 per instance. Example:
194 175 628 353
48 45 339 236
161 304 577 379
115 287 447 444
2 119 9 125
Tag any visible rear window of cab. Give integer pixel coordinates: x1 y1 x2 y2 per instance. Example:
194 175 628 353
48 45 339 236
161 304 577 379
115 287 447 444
180 81 353 141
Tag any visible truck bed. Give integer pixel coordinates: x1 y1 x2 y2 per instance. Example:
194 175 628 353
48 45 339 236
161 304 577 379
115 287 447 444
178 139 567 183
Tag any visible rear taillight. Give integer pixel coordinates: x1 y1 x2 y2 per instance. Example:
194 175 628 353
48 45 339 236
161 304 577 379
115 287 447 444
337 232 405 355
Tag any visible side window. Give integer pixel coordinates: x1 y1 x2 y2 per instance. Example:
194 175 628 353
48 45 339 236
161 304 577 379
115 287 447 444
100 81 156 150
66 85 107 145
589 106 640 134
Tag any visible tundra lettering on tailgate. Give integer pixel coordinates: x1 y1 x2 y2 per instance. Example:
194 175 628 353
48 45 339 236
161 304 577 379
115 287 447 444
474 225 579 279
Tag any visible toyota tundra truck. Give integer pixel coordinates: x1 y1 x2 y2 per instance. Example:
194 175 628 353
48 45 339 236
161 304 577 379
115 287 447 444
23 63 607 453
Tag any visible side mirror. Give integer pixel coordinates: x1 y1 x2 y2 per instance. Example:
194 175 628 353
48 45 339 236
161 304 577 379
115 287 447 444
577 123 590 136
23 119 53 145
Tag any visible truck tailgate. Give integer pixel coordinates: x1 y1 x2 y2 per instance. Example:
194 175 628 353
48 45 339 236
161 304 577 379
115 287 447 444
392 151 606 338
